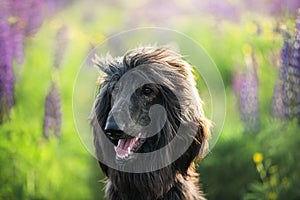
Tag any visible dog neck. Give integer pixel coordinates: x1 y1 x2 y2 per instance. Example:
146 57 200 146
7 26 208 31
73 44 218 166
104 164 206 200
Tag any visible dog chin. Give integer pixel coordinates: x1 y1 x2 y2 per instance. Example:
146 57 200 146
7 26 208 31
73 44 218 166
115 153 136 165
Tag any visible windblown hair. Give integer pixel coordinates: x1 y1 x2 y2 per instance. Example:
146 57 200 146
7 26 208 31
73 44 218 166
91 46 210 200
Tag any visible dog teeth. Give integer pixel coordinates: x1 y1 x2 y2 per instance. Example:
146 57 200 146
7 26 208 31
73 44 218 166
134 133 142 142
127 147 131 154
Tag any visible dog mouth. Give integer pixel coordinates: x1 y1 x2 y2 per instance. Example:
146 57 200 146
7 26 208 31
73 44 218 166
114 133 146 161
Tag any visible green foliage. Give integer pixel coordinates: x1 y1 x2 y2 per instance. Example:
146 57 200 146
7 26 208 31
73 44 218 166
242 120 300 200
0 12 104 199
1 1 299 199
200 120 300 200
199 135 259 200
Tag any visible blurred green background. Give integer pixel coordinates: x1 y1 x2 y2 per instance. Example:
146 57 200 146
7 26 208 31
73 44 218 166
1 0 300 199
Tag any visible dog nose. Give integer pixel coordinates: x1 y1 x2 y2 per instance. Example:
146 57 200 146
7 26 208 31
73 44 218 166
104 116 124 139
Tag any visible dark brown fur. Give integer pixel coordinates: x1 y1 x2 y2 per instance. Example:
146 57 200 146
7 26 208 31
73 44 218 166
91 46 210 200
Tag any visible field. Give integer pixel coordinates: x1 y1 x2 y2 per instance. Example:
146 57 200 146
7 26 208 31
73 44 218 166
1 0 300 199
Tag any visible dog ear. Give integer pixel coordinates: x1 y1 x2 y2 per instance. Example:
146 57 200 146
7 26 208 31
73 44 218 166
173 116 210 173
90 84 113 176
94 84 111 128
197 117 211 159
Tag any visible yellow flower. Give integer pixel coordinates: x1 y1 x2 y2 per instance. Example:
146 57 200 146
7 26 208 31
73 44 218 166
268 192 277 200
269 166 277 174
7 15 18 24
253 152 263 163
270 176 277 186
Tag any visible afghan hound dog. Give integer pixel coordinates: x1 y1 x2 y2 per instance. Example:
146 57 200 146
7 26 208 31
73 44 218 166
90 46 210 200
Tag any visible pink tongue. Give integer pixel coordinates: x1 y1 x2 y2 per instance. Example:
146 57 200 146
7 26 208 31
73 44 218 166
115 138 135 157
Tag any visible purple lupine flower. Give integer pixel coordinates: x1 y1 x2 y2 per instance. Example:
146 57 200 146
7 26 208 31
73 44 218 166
278 11 300 120
9 0 27 64
291 9 300 121
232 71 243 94
9 0 44 64
233 54 260 133
293 8 300 122
0 1 14 123
268 0 300 16
272 82 284 118
296 9 300 41
53 25 69 69
279 31 291 81
44 0 71 16
0 0 45 122
24 0 44 36
8 0 44 65
278 32 293 118
10 0 43 35
43 83 62 138
11 26 25 64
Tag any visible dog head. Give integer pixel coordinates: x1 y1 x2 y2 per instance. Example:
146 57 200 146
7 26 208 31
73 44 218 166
91 46 210 171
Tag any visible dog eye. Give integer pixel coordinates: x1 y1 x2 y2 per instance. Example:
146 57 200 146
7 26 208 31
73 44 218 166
142 85 153 96
112 84 119 94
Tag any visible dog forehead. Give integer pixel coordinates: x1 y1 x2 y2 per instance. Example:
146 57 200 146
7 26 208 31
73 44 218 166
116 65 156 86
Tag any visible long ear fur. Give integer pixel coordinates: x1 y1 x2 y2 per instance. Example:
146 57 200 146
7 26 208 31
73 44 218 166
197 117 211 159
90 85 111 176
91 55 116 176
172 116 210 174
